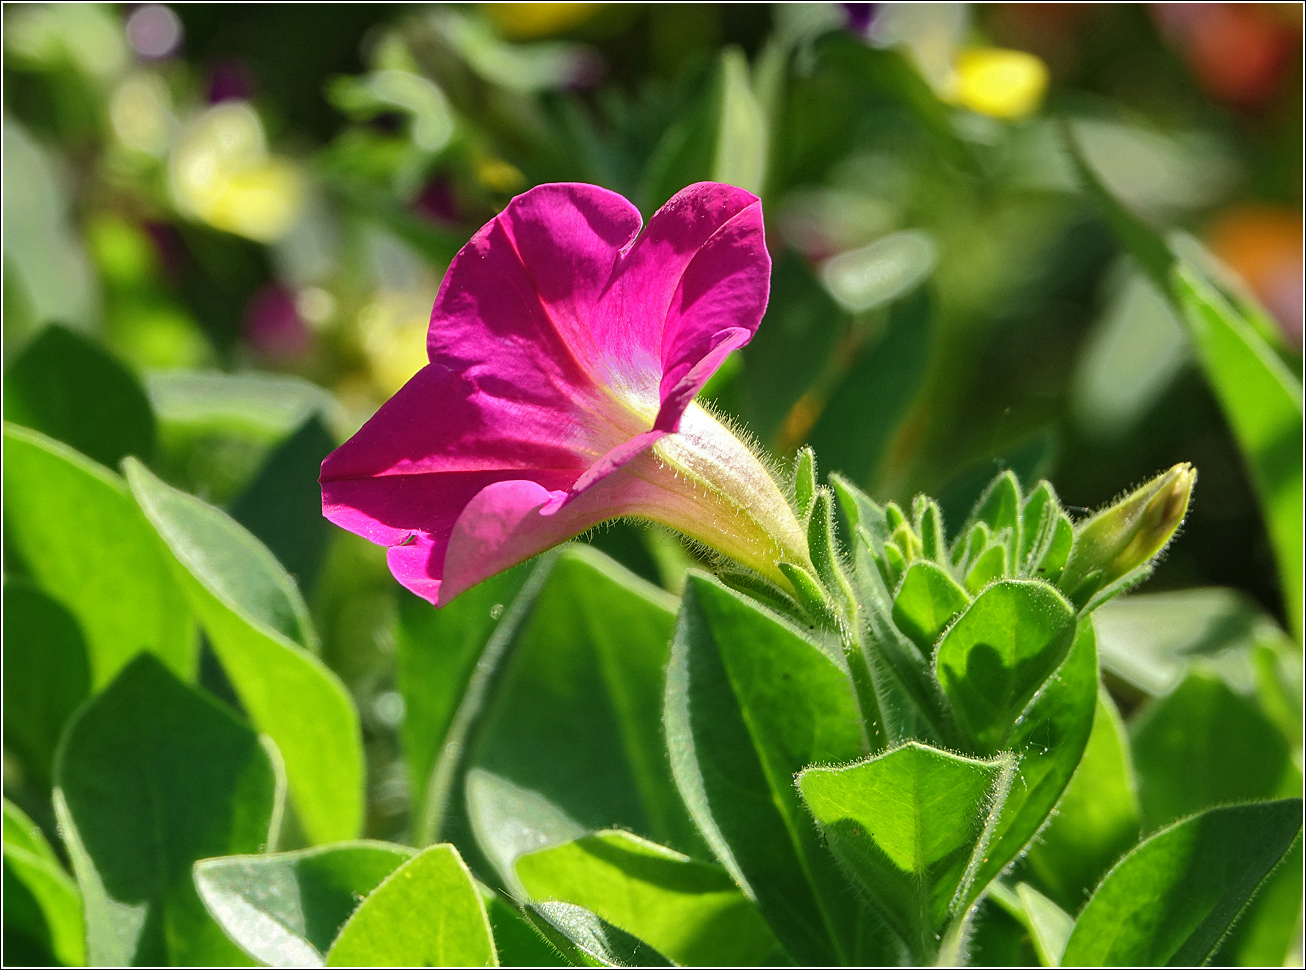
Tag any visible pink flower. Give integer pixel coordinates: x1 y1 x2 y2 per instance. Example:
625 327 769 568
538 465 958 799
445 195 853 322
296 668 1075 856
321 182 809 605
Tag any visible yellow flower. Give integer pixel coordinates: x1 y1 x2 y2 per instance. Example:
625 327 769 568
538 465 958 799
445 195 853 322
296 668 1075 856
484 3 602 40
950 47 1049 121
169 103 304 242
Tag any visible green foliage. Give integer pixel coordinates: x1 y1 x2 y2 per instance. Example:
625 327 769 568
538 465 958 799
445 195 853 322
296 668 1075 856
4 323 155 468
3 799 85 967
196 842 415 966
2 9 1299 966
665 572 869 965
55 655 280 966
2 581 91 789
1130 670 1297 831
798 742 1013 963
436 548 697 874
126 459 364 845
325 845 497 967
934 581 1077 752
3 424 197 687
1023 691 1141 911
516 830 777 966
1068 130 1304 638
1060 800 1303 966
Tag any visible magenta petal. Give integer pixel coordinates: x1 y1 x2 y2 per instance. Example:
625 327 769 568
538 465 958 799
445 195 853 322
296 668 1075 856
429 183 644 410
437 479 577 605
604 183 770 431
387 534 444 603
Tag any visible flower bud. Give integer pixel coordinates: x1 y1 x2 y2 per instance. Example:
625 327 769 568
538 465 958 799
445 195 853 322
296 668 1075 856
1059 463 1196 603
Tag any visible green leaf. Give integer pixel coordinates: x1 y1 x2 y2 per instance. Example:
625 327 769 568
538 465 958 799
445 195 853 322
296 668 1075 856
1175 268 1302 637
1023 690 1141 911
3 423 196 687
525 900 672 968
325 844 497 968
892 561 971 655
712 46 767 196
195 842 415 967
398 561 535 840
1093 587 1277 697
988 882 1072 968
1067 129 1304 638
972 622 1099 893
1130 670 1295 832
482 891 567 967
2 580 91 788
1216 838 1303 967
445 549 697 870
125 459 364 845
3 799 57 861
934 580 1078 752
3 799 84 967
146 369 337 445
54 654 279 966
964 470 1022 566
4 845 85 967
664 572 868 965
229 414 336 595
797 742 1014 963
1060 800 1303 966
807 286 932 488
516 830 778 966
832 476 951 743
4 323 155 467
964 542 1008 595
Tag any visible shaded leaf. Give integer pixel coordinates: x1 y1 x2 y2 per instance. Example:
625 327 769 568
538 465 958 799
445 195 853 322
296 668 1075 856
1130 670 1295 832
972 622 1099 893
4 323 155 467
397 561 534 841
229 414 336 594
934 580 1077 752
1060 800 1303 966
798 742 1013 963
2 581 91 788
195 842 415 967
1024 690 1141 911
3 424 196 687
664 573 867 965
444 548 696 873
54 654 279 966
126 459 364 845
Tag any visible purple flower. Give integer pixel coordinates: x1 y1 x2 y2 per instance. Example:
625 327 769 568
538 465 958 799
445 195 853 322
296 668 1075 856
321 182 810 605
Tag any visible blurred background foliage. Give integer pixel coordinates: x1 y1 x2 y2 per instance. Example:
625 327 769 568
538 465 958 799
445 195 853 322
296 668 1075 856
2 0 1302 856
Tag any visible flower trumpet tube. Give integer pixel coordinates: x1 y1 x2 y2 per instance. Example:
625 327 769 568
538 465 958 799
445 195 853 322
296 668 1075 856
321 182 811 605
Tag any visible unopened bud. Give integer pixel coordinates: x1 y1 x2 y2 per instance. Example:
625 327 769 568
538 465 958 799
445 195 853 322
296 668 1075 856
1059 463 1196 602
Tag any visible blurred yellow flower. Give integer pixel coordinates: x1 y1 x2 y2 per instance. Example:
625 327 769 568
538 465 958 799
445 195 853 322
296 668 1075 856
474 156 526 193
950 47 1049 120
110 72 173 156
169 102 304 242
357 290 435 397
484 3 602 40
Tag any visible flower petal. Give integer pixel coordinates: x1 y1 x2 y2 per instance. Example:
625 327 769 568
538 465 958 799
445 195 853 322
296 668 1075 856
429 182 646 414
603 182 770 431
320 363 587 552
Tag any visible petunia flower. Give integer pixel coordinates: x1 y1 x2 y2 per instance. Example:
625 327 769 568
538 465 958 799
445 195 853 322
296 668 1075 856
321 181 811 606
